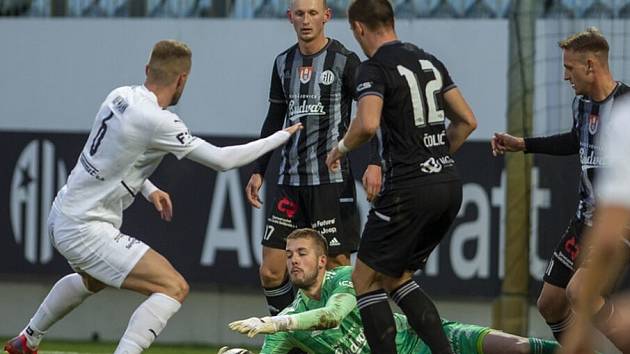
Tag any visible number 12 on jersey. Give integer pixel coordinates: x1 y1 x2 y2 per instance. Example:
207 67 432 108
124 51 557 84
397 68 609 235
397 60 445 127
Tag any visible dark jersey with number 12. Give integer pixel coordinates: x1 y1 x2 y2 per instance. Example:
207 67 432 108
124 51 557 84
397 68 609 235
355 41 459 191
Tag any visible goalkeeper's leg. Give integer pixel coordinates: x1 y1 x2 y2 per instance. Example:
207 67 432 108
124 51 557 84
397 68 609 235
482 330 560 354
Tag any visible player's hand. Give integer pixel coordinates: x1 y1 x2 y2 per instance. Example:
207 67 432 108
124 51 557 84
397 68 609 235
326 147 343 171
283 123 303 136
218 346 253 354
148 189 173 222
491 132 525 156
229 316 292 337
246 174 264 209
362 164 382 202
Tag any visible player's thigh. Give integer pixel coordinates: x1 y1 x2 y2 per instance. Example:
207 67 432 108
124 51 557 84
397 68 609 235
306 183 360 256
356 189 414 279
357 182 460 279
261 186 306 253
481 330 529 354
542 218 585 288
122 248 188 301
51 216 150 289
404 181 462 273
352 258 382 294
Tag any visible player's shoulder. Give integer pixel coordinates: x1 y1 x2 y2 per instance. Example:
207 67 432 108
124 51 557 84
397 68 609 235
614 81 630 97
325 266 352 284
327 39 358 58
276 43 300 60
106 85 157 113
115 86 180 126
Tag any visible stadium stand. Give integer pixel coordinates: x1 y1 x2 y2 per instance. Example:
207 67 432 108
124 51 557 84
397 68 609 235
0 0 628 19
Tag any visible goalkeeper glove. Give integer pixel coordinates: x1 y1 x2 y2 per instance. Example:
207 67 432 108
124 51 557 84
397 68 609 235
228 315 293 337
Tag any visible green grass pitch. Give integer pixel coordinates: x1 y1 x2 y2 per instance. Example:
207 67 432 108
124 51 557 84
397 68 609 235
1 340 257 354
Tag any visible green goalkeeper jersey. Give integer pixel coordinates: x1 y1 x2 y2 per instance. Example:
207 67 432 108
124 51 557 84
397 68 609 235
260 266 490 354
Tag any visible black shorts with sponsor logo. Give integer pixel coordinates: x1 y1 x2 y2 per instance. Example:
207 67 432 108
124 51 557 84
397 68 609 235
358 180 462 278
261 180 360 255
543 217 587 288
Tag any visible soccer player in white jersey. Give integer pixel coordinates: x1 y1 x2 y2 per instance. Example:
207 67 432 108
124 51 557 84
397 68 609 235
3 40 301 354
560 94 630 354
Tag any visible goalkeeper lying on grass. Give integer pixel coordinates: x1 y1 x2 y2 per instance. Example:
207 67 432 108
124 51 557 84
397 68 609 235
224 228 560 354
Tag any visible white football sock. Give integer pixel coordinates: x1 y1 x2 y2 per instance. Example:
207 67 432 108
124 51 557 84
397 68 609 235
22 273 94 349
114 293 181 354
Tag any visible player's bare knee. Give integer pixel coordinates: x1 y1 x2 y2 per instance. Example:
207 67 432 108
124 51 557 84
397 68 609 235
259 264 286 287
565 280 580 306
565 271 586 307
352 269 380 294
536 292 568 321
162 275 189 303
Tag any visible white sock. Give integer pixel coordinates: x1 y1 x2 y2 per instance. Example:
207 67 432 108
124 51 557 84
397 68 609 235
114 293 181 354
22 273 93 349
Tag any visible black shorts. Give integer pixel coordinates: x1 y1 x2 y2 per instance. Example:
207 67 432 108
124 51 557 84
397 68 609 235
261 180 360 255
543 218 587 288
358 180 462 278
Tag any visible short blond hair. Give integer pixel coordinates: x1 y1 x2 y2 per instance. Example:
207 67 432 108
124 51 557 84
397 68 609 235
286 228 328 256
146 40 192 86
558 27 609 57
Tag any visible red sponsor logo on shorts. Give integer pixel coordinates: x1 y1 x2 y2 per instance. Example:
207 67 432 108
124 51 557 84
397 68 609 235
564 236 580 261
277 197 298 218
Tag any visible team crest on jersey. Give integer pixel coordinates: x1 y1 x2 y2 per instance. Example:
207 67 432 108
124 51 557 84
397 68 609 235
320 70 335 85
299 66 313 84
588 113 599 135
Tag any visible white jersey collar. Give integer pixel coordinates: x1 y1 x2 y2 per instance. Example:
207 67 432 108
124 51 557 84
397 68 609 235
138 85 160 107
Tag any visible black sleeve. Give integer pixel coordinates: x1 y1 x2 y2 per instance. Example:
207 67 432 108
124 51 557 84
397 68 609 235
523 128 579 155
355 61 386 100
269 59 285 104
368 136 381 166
252 102 288 176
431 55 456 93
343 52 361 100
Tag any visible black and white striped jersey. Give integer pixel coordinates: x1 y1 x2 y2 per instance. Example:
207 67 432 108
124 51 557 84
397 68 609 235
573 82 630 222
259 39 361 186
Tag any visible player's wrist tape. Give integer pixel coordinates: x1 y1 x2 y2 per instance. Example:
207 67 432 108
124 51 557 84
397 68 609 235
263 315 294 332
338 139 350 154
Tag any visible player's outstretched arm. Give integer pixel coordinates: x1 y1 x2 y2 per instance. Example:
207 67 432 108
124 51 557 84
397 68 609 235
229 293 356 337
185 123 302 172
481 329 560 354
443 88 477 154
490 132 525 156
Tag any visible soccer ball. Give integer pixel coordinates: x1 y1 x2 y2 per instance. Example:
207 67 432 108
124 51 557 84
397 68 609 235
218 347 251 354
